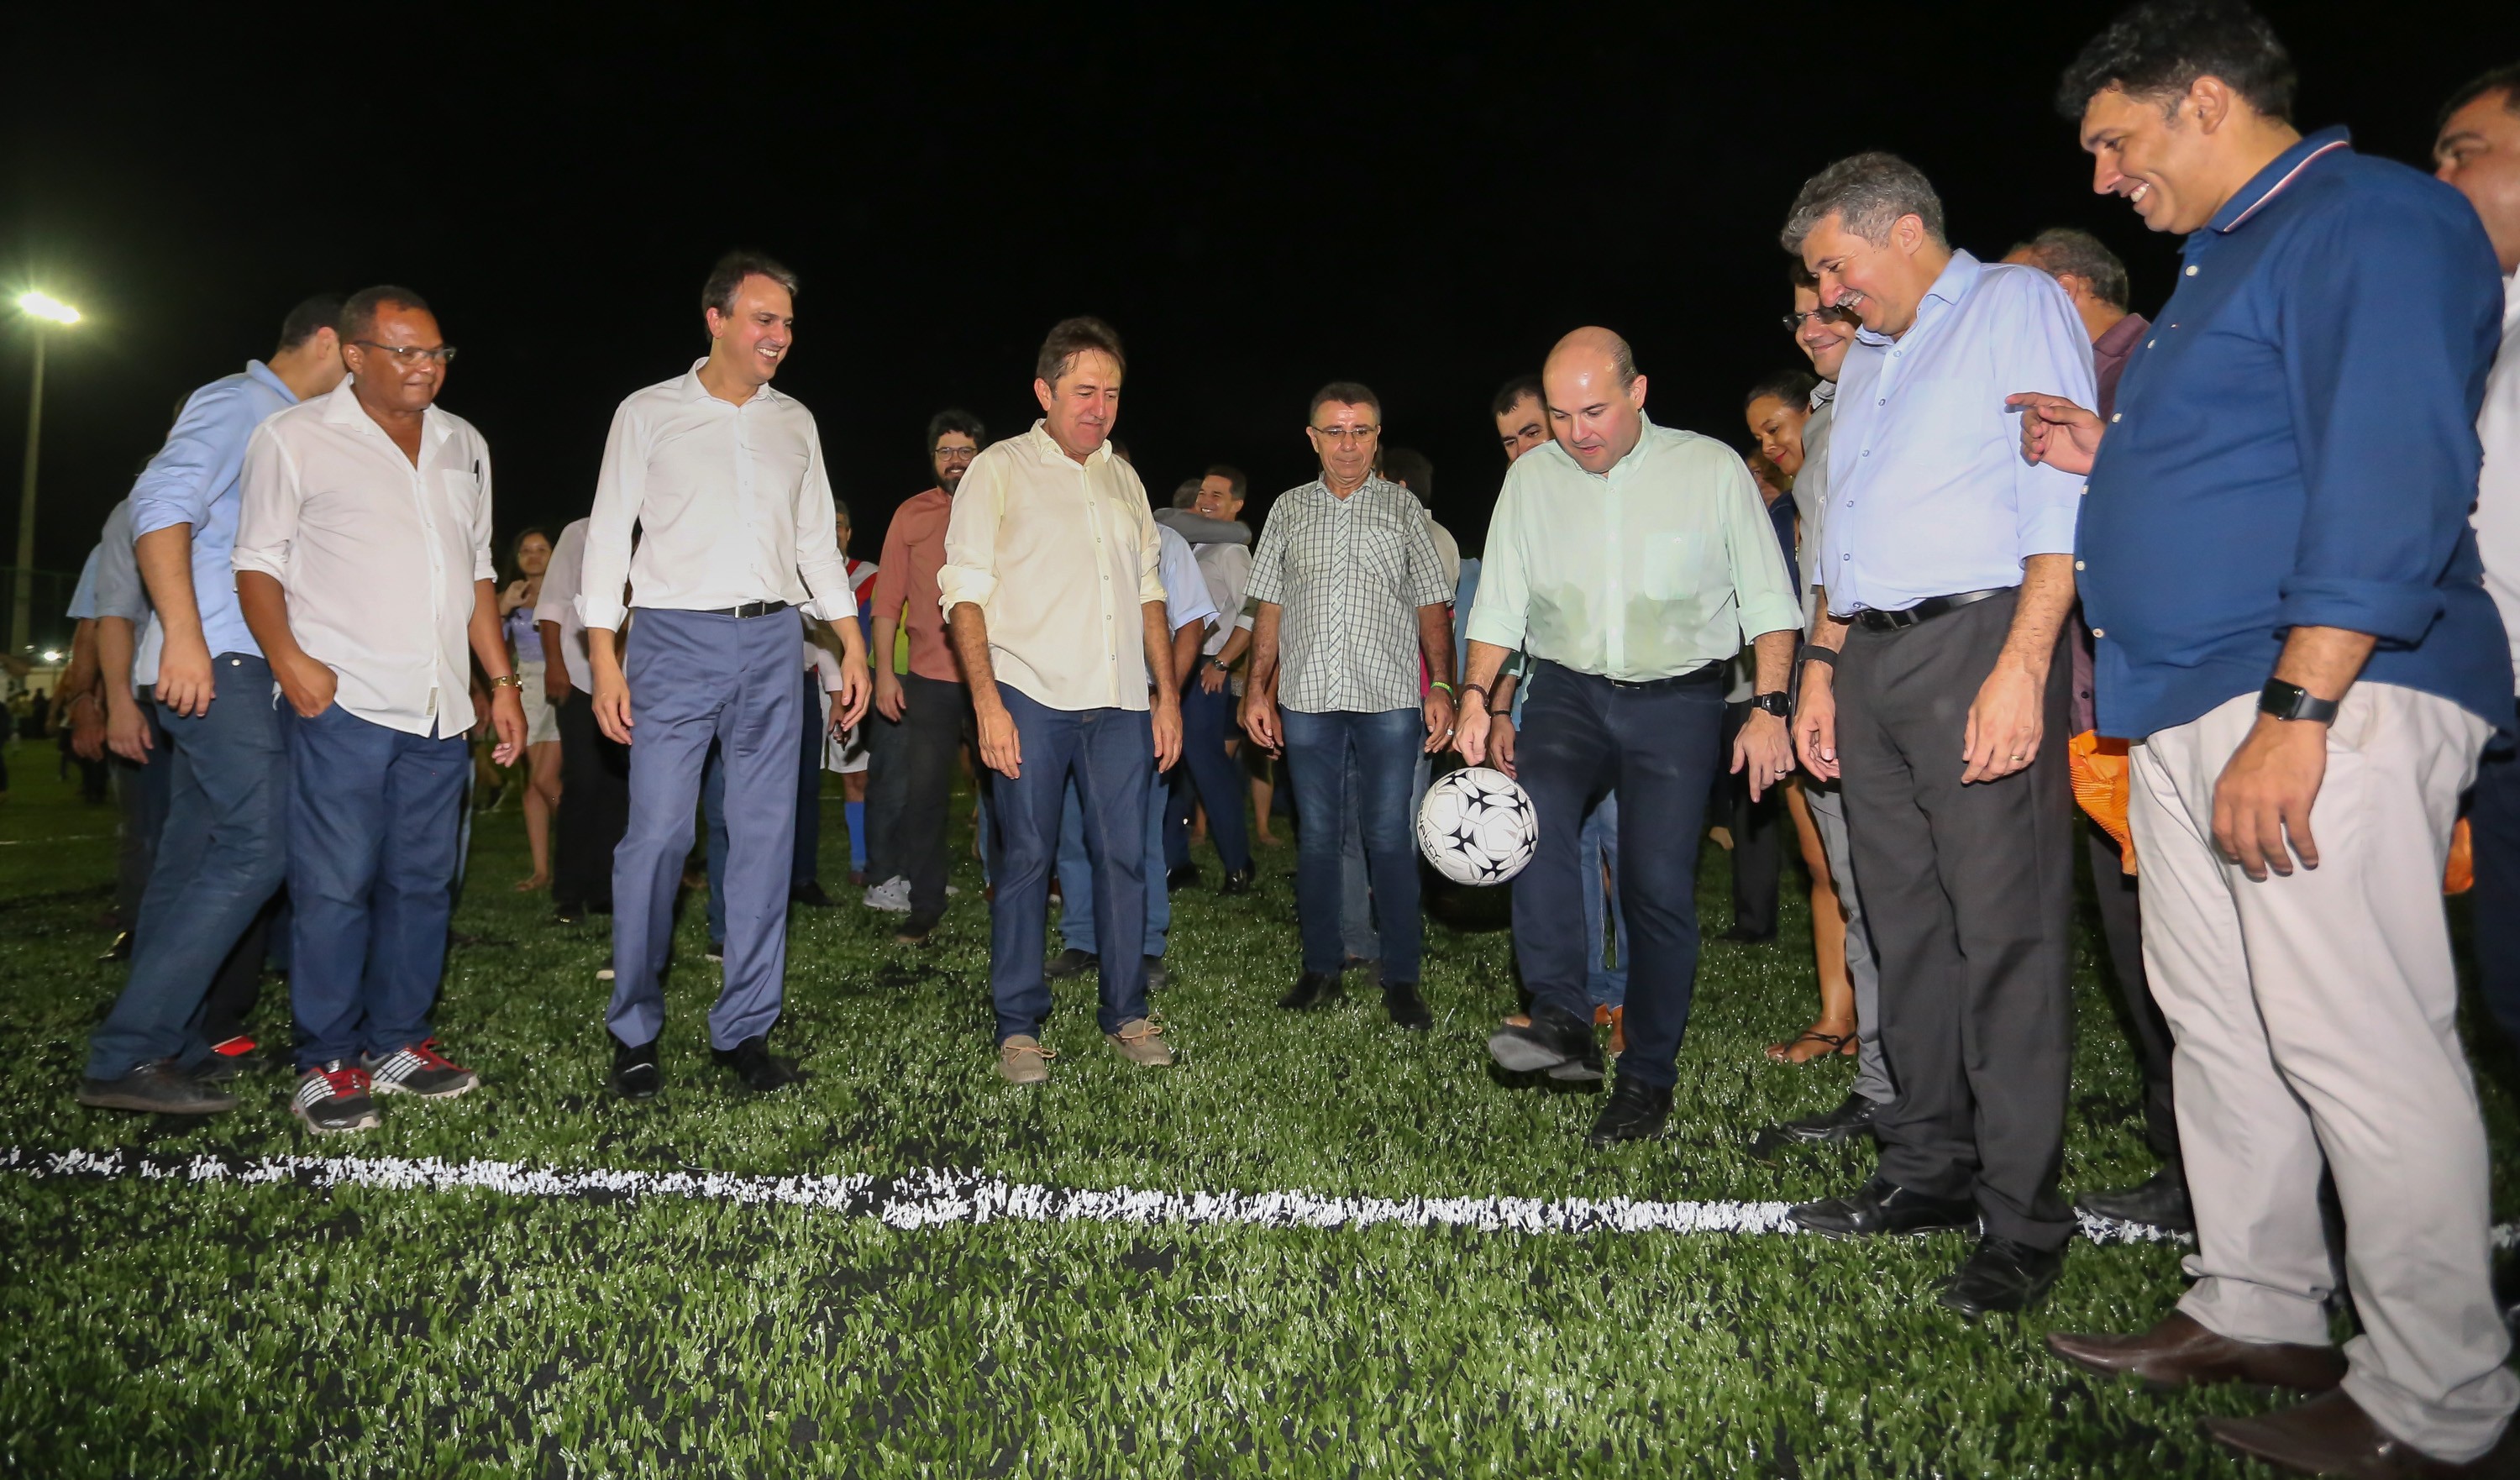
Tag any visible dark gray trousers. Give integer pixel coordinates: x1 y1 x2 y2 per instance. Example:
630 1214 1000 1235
2087 823 2179 1171
1837 589 2076 1250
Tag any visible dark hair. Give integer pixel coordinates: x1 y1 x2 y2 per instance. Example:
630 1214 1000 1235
1309 380 1381 423
276 294 344 353
1204 464 1249 499
1781 152 1947 251
1490 374 1544 420
1788 256 1819 291
701 251 800 318
1381 447 1433 498
1171 477 1205 510
2008 226 2133 309
1036 316 1126 385
926 407 987 453
340 285 432 344
1746 449 1787 492
1743 369 1820 413
2055 0 2297 123
2439 63 2520 134
506 526 552 585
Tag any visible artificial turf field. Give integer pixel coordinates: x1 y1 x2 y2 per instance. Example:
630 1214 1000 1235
2 756 2514 1479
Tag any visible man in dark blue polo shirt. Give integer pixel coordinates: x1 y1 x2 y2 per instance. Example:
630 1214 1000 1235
2019 4 2517 1473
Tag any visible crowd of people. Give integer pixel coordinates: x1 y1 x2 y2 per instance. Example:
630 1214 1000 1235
35 1 2520 1471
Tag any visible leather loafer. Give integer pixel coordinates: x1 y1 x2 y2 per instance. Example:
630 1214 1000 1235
2205 1388 2519 1477
1937 1234 2064 1317
712 1035 804 1093
1762 1091 1881 1147
1278 972 1341 1010
1382 979 1432 1031
1788 1176 1978 1239
1586 1075 1673 1146
2047 1311 2345 1393
1217 867 1255 896
610 1037 661 1101
1044 947 1096 980
1486 1002 1603 1083
1164 863 1202 892
2074 1166 2194 1234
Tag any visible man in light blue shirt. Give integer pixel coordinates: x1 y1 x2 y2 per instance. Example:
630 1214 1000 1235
77 295 345 1116
1777 153 2094 1320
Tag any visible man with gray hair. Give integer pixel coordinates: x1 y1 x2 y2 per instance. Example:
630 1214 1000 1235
1779 151 2097 1318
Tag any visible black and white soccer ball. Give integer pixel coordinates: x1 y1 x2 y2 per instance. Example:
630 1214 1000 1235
1417 766 1538 885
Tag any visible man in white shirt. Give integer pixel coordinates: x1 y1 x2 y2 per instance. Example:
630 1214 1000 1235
234 286 525 1135
940 317 1182 1085
534 517 629 925
580 253 872 1100
1153 469 1256 892
2436 66 2520 1051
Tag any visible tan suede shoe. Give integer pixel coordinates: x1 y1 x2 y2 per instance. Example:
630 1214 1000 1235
1106 1017 1175 1067
996 1035 1054 1085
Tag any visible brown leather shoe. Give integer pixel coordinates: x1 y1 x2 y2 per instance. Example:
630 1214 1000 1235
2205 1388 2519 1477
2046 1312 2345 1393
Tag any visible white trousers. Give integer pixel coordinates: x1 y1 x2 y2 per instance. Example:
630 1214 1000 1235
2130 684 2513 1462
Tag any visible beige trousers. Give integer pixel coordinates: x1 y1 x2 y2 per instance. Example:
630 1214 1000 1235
2130 683 2513 1462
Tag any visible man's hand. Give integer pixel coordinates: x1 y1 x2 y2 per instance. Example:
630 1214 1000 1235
1961 661 2045 784
2213 715 2328 880
1795 668 1840 781
1488 711 1518 778
592 669 633 745
105 693 154 765
1731 709 1794 801
1198 660 1228 695
1453 704 1492 767
975 697 1022 779
70 698 107 762
155 635 217 719
1152 696 1182 772
543 662 570 706
1421 688 1457 756
875 667 907 722
832 662 871 731
2005 392 2104 476
274 652 338 720
1239 688 1282 756
488 687 527 767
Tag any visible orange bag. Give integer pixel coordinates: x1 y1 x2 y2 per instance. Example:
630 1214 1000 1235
2447 817 2474 896
2069 730 2137 876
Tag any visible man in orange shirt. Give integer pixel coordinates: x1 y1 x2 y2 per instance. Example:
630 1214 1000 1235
868 410 989 942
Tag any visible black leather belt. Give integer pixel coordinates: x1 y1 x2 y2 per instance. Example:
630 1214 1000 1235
1601 660 1725 692
703 600 790 619
1853 587 2007 633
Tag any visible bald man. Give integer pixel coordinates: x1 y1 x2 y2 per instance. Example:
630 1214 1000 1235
1457 328 1800 1144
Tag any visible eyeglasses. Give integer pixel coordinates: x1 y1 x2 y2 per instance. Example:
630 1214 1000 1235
932 445 979 461
1308 425 1380 443
351 339 458 365
1780 307 1857 333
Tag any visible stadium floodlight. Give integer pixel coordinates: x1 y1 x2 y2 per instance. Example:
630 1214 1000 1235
13 290 82 653
16 292 80 325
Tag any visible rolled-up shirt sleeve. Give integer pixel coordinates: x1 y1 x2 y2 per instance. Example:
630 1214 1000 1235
792 423 852 622
937 453 1005 617
577 401 645 632
130 381 253 540
2273 207 2495 644
1463 475 1530 653
231 422 299 582
1719 454 1805 641
2003 275 2099 564
1158 525 1218 631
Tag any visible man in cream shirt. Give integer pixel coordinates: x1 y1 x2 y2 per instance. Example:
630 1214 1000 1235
940 316 1182 1084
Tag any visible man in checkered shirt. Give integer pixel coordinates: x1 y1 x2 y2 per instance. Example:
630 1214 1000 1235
1242 380 1456 1030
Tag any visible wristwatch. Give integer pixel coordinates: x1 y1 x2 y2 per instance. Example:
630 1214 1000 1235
2257 679 2339 725
1751 691 1790 718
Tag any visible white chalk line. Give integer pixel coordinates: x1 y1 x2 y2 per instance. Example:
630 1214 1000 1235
2 1145 2215 1245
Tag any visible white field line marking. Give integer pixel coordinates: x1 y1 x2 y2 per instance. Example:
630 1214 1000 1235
1 1145 2213 1245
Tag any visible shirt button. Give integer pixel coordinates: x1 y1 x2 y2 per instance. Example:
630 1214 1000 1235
2092 627 2106 638
1876 398 1884 406
2110 412 2122 423
2075 560 2086 571
2183 265 2198 276
2147 340 2155 348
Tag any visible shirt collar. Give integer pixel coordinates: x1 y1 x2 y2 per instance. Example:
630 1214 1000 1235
1307 471 1393 500
2503 270 2519 333
2092 311 2149 360
2208 125 2353 235
318 376 451 446
1809 380 1836 411
244 360 299 405
1855 249 1981 347
1026 420 1112 468
677 357 785 407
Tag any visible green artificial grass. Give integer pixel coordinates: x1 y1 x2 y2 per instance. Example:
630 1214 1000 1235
2 750 2513 1477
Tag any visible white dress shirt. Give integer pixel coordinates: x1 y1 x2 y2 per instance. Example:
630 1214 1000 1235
534 517 596 694
234 379 496 738
937 422 1168 711
577 361 851 632
2475 269 2520 695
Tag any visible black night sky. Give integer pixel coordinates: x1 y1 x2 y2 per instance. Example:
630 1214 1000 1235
2 1 2507 646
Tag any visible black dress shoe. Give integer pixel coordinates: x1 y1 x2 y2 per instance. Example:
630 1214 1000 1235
1165 863 1202 892
1217 867 1255 896
1045 947 1097 979
790 880 835 908
1938 1234 2064 1317
712 1036 805 1092
1382 979 1432 1031
1586 1076 1673 1146
1142 955 1172 993
1486 1001 1603 1082
611 1037 661 1100
895 912 942 946
552 902 585 926
1761 1092 1882 1147
1788 1176 1978 1240
76 1060 238 1115
1278 972 1341 1010
2074 1166 2194 1233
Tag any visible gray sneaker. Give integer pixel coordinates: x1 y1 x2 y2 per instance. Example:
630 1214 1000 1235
997 1035 1054 1085
862 876 912 913
1106 1017 1175 1067
76 1060 238 1115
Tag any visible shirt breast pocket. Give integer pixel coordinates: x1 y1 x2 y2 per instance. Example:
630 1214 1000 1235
1641 530 1711 600
439 468 483 512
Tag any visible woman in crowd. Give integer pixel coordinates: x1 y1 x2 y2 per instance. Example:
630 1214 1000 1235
498 527 563 892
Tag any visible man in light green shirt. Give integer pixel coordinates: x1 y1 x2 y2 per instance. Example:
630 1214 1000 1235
1456 326 1799 1145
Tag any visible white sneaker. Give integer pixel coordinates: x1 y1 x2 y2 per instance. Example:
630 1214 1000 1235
862 876 912 913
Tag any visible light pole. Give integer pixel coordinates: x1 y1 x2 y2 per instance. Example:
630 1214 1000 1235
13 291 81 658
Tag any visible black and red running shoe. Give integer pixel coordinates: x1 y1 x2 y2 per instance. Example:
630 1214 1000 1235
291 1061 381 1134
360 1040 480 1099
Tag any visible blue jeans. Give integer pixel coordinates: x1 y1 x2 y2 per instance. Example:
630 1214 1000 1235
1511 660 1723 1088
989 687 1151 1042
285 706 469 1068
1582 794 1629 1010
1058 764 1168 958
1166 681 1251 875
85 656 291 1080
1283 707 1424 982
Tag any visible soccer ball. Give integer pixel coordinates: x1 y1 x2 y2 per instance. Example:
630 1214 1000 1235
1417 766 1539 885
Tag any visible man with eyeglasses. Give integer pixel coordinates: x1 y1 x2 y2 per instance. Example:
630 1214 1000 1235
581 253 873 1100
233 285 524 1134
867 409 990 940
75 293 345 1119
1243 381 1455 1030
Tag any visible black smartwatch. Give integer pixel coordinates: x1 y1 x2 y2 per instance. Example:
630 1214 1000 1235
2257 679 2339 725
1751 691 1790 718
